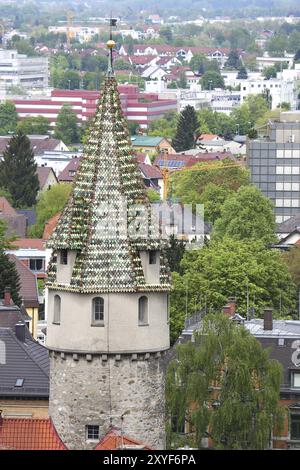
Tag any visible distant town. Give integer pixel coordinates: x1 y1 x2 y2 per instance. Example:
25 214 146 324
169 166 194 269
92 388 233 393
0 0 300 454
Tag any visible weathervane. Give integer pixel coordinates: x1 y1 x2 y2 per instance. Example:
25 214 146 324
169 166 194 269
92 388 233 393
107 17 118 77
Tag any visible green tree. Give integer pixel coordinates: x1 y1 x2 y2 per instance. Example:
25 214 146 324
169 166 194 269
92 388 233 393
146 188 160 202
178 73 188 89
54 104 79 145
172 106 199 152
200 70 224 90
167 313 283 449
29 183 72 238
0 131 39 208
17 116 50 135
127 120 139 136
172 160 249 205
263 66 277 80
165 235 186 274
282 246 300 288
237 65 248 79
267 35 288 57
0 101 18 135
213 186 276 245
225 50 241 69
199 183 234 225
189 53 207 73
159 27 173 43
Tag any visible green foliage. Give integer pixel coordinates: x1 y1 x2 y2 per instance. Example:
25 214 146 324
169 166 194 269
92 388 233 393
54 104 79 145
165 235 186 274
263 66 277 80
0 251 22 306
0 131 39 208
189 54 207 73
17 116 50 135
237 65 248 79
213 185 276 245
267 34 288 57
170 238 296 333
159 27 173 43
148 112 178 139
0 187 13 205
167 313 284 449
8 36 37 56
127 120 140 136
200 70 225 90
29 183 72 238
199 183 234 225
146 188 160 202
172 160 250 205
172 105 199 152
225 50 241 69
0 101 18 135
282 246 300 288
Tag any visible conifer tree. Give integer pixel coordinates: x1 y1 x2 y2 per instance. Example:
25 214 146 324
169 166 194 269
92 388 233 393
0 131 39 208
0 220 21 305
172 105 199 152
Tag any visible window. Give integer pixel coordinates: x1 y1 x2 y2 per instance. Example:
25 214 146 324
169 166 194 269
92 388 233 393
15 378 24 387
138 296 148 325
291 414 300 440
29 258 43 271
292 372 300 388
53 295 61 324
149 250 157 265
86 425 100 441
92 297 104 325
60 250 68 265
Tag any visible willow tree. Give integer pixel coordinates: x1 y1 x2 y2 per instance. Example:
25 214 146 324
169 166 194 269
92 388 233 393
166 313 283 449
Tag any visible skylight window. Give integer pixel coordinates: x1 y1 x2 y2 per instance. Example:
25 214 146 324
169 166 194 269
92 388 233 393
15 378 24 387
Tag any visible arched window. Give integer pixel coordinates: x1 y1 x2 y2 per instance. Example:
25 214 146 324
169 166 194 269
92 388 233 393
53 295 61 324
138 296 148 326
92 297 104 325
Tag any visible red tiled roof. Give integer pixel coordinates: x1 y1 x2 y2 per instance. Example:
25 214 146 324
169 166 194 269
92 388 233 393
0 197 17 216
11 239 45 250
199 134 219 141
0 418 67 450
94 428 152 450
43 212 61 240
139 163 162 179
129 55 157 65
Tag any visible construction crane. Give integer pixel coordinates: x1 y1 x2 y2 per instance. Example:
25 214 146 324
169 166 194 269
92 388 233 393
161 160 243 200
66 11 75 48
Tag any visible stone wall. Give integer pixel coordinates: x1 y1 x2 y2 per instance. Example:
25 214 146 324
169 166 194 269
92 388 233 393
49 351 166 450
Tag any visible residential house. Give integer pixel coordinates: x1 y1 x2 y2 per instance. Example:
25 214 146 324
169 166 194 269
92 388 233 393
139 163 164 198
8 255 39 339
141 65 167 80
131 135 175 154
94 427 152 450
0 135 68 158
36 166 58 193
0 197 27 238
0 292 49 420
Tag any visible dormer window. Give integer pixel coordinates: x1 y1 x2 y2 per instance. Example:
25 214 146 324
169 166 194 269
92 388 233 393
149 250 157 265
60 250 68 265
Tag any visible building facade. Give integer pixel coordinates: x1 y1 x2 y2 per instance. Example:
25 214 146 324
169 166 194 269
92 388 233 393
45 47 171 450
247 111 300 223
0 49 49 94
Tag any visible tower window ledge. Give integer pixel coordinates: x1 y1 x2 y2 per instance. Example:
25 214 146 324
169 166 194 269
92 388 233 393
91 321 105 327
138 322 149 327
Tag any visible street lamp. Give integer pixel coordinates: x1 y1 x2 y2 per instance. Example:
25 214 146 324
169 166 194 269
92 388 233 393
68 79 71 90
236 123 240 135
209 80 213 91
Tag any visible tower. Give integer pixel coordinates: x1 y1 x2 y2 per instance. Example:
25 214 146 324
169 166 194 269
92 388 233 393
45 37 171 450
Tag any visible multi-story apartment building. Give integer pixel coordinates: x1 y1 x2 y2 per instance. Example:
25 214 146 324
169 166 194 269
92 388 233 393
240 78 296 110
247 111 300 223
0 49 49 94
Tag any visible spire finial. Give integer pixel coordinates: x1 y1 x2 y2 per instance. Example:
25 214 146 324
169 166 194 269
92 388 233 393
107 17 117 77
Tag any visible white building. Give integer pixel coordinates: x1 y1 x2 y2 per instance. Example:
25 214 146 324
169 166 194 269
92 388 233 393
0 49 49 94
48 26 99 43
240 78 296 110
256 55 294 71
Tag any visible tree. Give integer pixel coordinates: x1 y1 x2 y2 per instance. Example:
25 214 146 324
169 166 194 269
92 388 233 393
225 50 241 69
54 104 79 145
0 101 18 135
172 160 250 205
200 70 224 90
237 65 248 79
213 186 276 245
146 188 160 202
0 131 39 208
178 73 188 89
189 53 207 74
172 106 199 152
165 235 186 274
0 219 21 306
29 183 72 238
282 246 300 288
127 120 139 136
17 116 50 135
263 66 277 80
199 183 234 225
167 313 283 449
267 35 288 57
159 27 173 43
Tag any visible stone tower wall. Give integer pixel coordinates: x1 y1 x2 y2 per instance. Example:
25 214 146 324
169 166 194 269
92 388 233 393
49 351 166 450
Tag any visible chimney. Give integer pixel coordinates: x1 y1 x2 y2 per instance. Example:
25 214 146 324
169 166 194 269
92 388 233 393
263 308 273 331
223 297 236 317
4 287 11 306
15 321 26 342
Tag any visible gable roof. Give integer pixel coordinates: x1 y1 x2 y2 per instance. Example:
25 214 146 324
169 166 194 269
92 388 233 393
277 212 300 233
0 303 31 330
36 166 57 189
139 163 162 179
94 427 152 450
0 136 62 156
43 212 61 240
8 255 39 308
11 238 45 250
0 418 66 450
0 327 49 398
58 157 81 182
131 136 165 147
0 197 17 216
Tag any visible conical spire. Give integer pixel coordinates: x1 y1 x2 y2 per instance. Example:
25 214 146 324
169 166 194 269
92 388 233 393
47 70 171 293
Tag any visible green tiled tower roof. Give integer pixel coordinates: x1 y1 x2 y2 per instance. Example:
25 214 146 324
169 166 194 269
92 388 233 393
46 48 171 294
